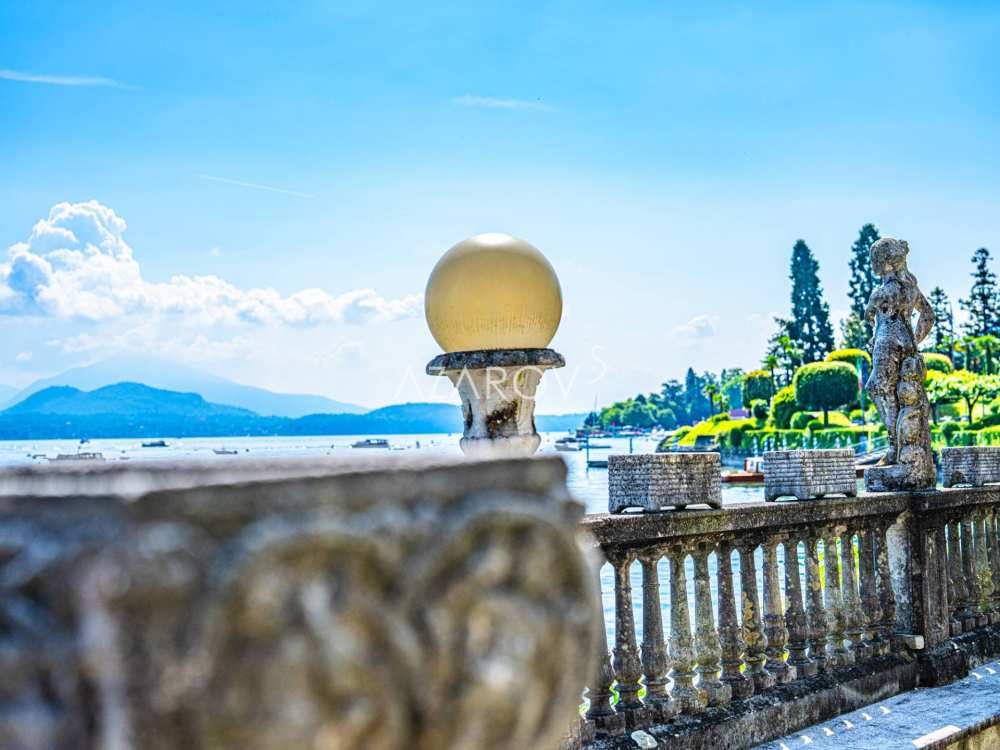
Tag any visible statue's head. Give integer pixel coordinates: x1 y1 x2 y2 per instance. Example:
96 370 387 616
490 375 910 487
870 237 910 278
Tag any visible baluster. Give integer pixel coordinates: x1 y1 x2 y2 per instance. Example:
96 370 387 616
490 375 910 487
783 535 813 677
667 544 706 713
717 540 752 699
762 536 794 683
738 541 775 692
976 511 995 621
989 509 1000 622
875 521 898 652
640 549 677 722
804 534 829 672
961 515 985 628
858 528 883 658
932 520 952 645
585 563 624 738
608 549 642 715
693 542 731 706
840 528 867 662
948 519 970 633
823 530 851 666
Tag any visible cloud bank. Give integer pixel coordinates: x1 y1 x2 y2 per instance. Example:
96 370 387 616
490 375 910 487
0 201 421 326
452 95 554 112
0 69 131 88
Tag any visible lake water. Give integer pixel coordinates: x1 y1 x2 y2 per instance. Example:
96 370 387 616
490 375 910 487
0 432 770 648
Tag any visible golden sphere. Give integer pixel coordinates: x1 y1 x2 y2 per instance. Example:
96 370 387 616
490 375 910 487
425 233 562 352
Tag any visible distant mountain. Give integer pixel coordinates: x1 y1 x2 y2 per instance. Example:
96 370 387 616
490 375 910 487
0 385 17 403
3 356 366 416
0 383 586 439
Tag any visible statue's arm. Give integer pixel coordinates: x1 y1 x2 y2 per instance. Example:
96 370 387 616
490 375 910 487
914 288 936 344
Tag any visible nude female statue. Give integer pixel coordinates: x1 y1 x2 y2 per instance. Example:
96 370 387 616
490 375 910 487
864 238 937 490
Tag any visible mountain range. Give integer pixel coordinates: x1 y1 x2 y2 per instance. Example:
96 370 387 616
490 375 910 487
1 356 366 417
0 382 584 439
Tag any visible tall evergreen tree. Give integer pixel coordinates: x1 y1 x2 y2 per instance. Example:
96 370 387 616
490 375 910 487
846 223 881 346
928 287 955 358
961 248 1000 337
788 239 835 363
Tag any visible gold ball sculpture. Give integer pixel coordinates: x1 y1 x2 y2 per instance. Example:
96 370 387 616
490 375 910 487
424 233 563 352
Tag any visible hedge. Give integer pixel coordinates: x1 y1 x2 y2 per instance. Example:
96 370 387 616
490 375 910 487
742 370 774 405
923 353 955 374
771 385 798 429
826 348 872 370
794 362 860 426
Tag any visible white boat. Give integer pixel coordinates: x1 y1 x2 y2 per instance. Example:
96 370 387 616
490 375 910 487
213 448 239 455
352 438 390 449
51 452 105 463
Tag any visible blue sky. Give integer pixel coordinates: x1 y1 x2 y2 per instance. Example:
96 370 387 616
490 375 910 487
1 1 998 411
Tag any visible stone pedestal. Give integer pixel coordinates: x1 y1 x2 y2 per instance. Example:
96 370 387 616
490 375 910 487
427 348 564 458
608 453 722 513
941 447 1000 488
763 449 857 502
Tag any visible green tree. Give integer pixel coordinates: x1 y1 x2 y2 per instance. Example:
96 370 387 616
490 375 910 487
928 287 955 360
839 312 869 351
787 240 835 363
766 321 805 385
742 370 774 405
702 383 719 417
846 223 881 345
793 362 859 427
960 248 1000 338
720 368 745 410
762 353 780 389
930 371 1000 424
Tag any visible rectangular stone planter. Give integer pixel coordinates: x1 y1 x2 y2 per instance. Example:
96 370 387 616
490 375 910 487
941 446 1000 488
764 449 857 502
608 453 722 512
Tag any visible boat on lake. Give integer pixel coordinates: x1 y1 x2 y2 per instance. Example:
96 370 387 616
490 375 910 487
51 452 105 463
213 448 238 455
141 439 168 448
352 438 390 449
555 437 581 451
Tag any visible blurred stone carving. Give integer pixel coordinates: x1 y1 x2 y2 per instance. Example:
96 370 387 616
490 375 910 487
764 449 857 502
863 238 937 492
0 456 600 750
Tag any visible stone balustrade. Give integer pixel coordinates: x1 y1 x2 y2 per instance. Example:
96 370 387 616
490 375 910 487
570 486 1000 749
0 455 601 750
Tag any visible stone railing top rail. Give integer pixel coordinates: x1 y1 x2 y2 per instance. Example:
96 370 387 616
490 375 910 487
581 487 1000 548
0 453 571 500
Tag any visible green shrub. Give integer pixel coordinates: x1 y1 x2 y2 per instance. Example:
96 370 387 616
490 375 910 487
771 385 798 429
790 411 814 430
849 409 864 422
750 399 769 421
710 412 731 424
941 421 962 438
794 362 860 427
742 370 774 406
826 348 872 370
806 418 825 432
923 352 954 374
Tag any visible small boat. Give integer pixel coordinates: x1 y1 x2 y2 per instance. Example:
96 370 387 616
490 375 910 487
352 438 390 449
585 442 612 450
555 437 580 452
141 439 168 448
213 448 238 455
51 452 105 463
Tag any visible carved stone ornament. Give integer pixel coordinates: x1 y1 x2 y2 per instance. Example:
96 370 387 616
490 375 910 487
0 455 601 750
608 453 722 513
863 237 937 492
764 449 857 502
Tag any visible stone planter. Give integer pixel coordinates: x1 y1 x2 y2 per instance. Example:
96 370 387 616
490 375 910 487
608 453 722 513
941 447 1000 488
763 449 857 502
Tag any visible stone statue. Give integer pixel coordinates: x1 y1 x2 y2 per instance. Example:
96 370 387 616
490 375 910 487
864 237 937 492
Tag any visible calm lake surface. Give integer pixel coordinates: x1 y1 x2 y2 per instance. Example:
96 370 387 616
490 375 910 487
0 431 770 646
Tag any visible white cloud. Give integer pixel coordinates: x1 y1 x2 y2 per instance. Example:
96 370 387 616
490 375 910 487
0 69 131 88
15 351 32 362
452 95 554 112
670 314 717 342
0 200 422 326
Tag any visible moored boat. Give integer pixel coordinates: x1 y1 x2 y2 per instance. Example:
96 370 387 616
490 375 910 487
352 438 390 449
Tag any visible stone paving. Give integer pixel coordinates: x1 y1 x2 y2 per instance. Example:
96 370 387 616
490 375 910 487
755 658 1000 749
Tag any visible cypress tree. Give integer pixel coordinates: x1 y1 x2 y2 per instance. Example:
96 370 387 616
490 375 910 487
960 248 1000 337
846 223 881 346
788 239 835 363
928 287 955 358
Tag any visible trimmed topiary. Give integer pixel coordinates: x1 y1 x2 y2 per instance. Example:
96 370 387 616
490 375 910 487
790 411 814 430
742 370 774 405
770 385 798 430
923 352 955 374
794 361 860 427
751 399 769 421
826 348 872 370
